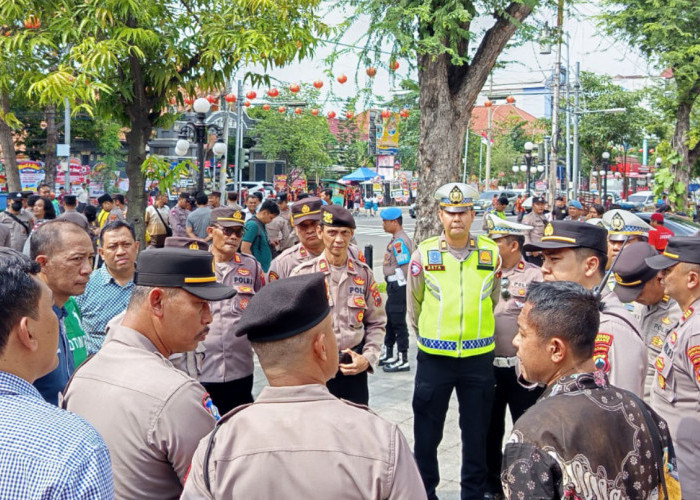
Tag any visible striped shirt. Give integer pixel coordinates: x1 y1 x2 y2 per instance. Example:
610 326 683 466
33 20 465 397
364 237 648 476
0 371 113 498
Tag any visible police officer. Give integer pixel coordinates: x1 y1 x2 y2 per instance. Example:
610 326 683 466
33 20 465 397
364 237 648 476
291 205 386 405
645 237 700 498
523 220 647 397
612 242 681 401
181 273 426 499
0 192 32 251
378 206 413 372
407 183 500 499
196 206 265 414
522 195 547 266
603 208 651 263
62 247 236 499
483 213 544 498
268 197 363 281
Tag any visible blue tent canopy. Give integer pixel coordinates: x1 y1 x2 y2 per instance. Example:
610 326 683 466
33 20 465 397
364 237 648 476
341 167 383 182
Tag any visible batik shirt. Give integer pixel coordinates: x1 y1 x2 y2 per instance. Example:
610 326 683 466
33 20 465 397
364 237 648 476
502 372 678 500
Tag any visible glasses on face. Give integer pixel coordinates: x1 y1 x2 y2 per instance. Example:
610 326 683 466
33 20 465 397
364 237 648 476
501 277 511 299
217 225 243 237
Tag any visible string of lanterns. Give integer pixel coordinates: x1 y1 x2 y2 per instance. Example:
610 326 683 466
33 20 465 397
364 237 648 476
174 65 410 119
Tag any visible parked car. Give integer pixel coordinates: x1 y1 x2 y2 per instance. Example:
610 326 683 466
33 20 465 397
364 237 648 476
636 213 700 237
625 191 656 212
226 181 276 198
473 190 518 214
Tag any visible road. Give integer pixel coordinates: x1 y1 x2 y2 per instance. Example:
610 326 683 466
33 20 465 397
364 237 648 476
250 207 515 498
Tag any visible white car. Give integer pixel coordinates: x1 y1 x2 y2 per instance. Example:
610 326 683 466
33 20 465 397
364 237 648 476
227 181 276 198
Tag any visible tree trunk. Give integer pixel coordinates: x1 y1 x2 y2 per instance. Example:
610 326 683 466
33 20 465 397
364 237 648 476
670 82 699 210
0 93 20 192
124 111 150 249
43 104 59 189
413 2 533 244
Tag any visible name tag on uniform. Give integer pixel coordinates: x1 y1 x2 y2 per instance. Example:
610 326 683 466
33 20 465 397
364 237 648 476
425 250 445 271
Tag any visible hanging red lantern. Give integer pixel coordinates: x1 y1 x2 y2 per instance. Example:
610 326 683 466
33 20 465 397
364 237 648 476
184 97 194 106
262 104 270 111
366 67 377 77
243 100 251 107
380 109 391 119
268 88 279 98
638 148 643 153
327 111 336 119
289 83 300 93
294 107 302 115
310 109 319 116
336 74 347 84
245 90 257 100
649 148 655 153
169 97 176 105
484 100 492 107
224 93 236 103
278 106 286 113
345 111 354 119
506 96 515 104
24 15 40 29
389 60 399 71
399 109 409 118
207 95 217 104
313 80 323 89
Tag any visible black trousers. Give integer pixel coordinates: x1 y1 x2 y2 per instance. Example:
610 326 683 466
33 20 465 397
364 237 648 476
202 374 254 416
485 366 544 494
413 350 495 500
327 369 368 405
385 285 409 354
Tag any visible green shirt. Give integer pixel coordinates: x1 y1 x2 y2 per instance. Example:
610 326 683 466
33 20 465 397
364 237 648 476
242 218 272 272
63 297 88 366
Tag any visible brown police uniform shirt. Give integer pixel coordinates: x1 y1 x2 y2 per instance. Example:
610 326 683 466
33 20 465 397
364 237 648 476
493 259 543 357
269 243 363 282
522 211 547 247
199 253 264 383
0 209 32 251
632 296 681 402
596 288 646 397
651 299 700 499
407 234 501 335
61 324 217 499
181 384 427 500
382 228 413 279
290 254 386 369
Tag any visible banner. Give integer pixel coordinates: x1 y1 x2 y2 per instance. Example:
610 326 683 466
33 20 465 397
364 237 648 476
376 112 399 155
18 161 44 190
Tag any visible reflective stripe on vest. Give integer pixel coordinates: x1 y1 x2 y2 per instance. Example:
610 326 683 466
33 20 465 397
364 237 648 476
416 234 498 358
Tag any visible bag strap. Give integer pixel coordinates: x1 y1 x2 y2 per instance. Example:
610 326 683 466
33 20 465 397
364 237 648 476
4 210 30 234
153 206 170 230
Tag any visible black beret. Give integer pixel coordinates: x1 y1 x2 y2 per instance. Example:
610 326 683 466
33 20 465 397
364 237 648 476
134 248 235 301
321 205 356 229
235 272 330 342
646 236 700 269
523 220 608 254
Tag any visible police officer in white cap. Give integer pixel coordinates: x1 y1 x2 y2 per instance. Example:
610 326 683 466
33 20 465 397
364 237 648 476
603 208 651 263
483 213 544 498
407 182 500 499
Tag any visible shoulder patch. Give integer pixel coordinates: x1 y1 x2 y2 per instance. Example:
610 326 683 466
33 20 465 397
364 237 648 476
269 271 279 281
410 260 422 276
202 393 221 421
593 333 613 373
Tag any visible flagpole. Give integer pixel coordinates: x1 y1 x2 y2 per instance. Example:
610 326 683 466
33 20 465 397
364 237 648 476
478 141 483 186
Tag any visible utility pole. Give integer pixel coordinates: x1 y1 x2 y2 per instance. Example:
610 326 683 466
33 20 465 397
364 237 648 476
218 82 232 195
233 79 243 193
572 62 581 199
484 73 494 190
63 98 70 191
462 120 470 183
548 0 564 205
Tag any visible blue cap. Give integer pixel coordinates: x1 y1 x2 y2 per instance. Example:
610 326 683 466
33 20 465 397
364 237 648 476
568 200 583 209
380 207 402 220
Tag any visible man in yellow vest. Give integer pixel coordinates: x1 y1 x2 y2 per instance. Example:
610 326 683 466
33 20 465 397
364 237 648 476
407 182 501 500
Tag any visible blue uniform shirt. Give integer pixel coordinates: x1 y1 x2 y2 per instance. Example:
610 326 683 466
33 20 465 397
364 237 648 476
33 305 74 405
0 370 113 498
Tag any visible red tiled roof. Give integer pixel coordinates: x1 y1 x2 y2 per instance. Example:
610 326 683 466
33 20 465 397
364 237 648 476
470 104 543 135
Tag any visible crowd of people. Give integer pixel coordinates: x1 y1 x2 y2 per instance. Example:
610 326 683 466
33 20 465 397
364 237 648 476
0 179 697 500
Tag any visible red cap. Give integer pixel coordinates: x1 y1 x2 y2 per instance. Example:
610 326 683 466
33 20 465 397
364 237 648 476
651 213 664 222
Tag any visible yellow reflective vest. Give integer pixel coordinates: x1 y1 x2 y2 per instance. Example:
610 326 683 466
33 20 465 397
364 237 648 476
417 235 498 358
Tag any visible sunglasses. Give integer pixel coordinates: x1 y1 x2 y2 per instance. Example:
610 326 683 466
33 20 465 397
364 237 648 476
217 225 243 237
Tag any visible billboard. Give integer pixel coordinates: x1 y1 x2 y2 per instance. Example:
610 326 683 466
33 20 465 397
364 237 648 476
375 112 400 156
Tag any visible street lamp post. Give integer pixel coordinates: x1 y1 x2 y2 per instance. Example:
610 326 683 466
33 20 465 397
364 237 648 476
601 151 610 206
523 141 534 197
175 97 227 193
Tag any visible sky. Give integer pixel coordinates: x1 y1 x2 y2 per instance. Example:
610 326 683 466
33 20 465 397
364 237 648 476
239 1 654 119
